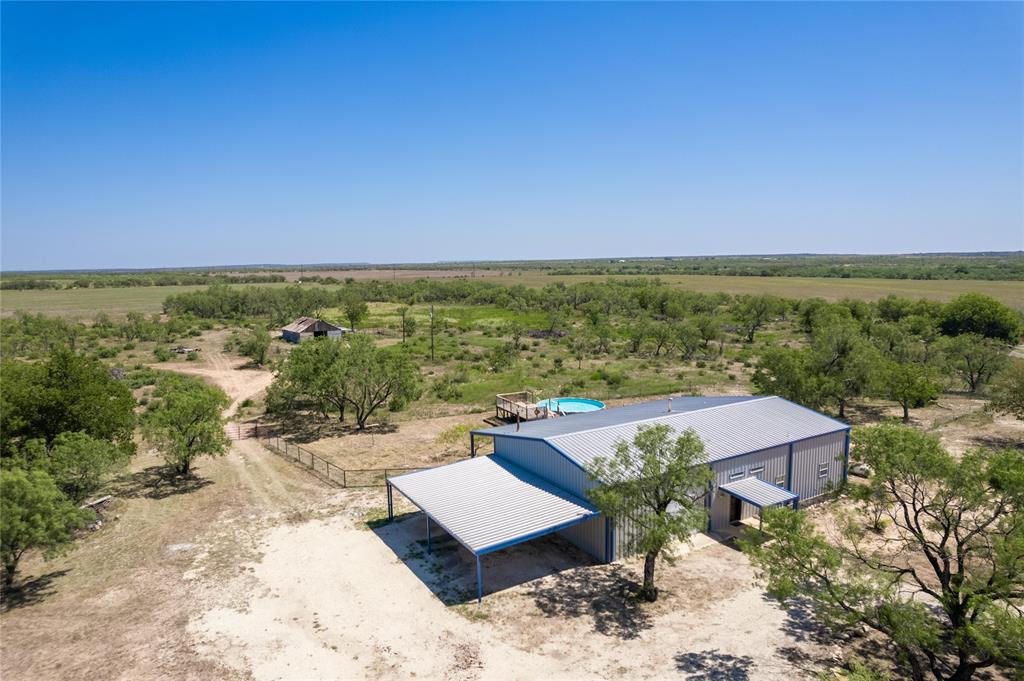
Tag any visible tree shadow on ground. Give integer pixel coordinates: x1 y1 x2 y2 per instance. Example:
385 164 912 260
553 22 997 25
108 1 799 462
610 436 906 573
113 466 213 500
775 595 837 646
0 569 70 612
674 649 755 680
529 563 653 640
772 595 883 676
372 512 632 628
971 433 1024 451
270 412 398 444
841 403 890 426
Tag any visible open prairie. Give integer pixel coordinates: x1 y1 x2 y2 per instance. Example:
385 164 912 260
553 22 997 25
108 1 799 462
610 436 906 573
0 282 296 318
3 273 1022 318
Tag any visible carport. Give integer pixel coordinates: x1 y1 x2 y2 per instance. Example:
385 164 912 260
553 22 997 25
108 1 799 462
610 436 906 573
386 456 600 602
718 477 799 530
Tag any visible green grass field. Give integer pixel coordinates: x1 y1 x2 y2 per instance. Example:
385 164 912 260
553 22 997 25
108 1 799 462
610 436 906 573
2 273 1021 319
474 272 1024 307
0 283 298 318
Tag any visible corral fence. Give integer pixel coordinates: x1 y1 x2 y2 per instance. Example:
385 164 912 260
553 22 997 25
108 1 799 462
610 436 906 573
258 432 424 488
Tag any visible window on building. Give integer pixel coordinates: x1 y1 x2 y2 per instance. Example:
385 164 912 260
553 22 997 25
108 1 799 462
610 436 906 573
728 471 745 481
818 462 829 478
749 465 765 476
774 474 786 486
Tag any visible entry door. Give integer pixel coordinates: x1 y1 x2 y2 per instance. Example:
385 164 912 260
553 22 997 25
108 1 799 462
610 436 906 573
728 495 743 525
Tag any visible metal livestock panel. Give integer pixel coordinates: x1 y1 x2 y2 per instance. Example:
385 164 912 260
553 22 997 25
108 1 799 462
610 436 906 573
791 431 848 501
493 435 592 498
558 515 608 562
709 445 789 531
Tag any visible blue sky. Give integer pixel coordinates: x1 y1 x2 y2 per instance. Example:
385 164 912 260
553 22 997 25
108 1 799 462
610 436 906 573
2 2 1021 270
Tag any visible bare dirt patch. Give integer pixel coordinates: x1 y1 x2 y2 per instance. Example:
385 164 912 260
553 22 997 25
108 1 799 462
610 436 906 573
192 506 842 681
844 395 1023 455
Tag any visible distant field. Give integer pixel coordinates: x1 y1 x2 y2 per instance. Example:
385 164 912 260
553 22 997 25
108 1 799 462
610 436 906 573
0 283 296 318
2 273 1021 318
526 273 1024 306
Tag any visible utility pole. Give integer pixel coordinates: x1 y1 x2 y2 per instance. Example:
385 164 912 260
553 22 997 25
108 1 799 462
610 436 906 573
429 304 435 362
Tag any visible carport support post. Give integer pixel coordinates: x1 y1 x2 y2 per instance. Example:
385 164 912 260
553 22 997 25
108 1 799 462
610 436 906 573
386 482 393 521
470 433 476 458
426 515 431 554
476 556 482 603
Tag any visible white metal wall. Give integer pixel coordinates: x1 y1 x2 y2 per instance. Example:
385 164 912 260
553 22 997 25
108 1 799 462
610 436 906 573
493 437 608 562
791 431 847 501
493 436 593 497
558 516 607 562
708 445 789 531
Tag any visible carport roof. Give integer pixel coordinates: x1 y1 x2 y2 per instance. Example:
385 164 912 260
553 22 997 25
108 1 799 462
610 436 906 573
387 455 599 556
719 477 799 508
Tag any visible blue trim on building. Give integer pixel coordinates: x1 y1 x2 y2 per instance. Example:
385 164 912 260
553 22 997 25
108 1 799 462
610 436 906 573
842 431 851 484
721 487 799 510
710 426 851 467
476 512 601 555
786 443 794 487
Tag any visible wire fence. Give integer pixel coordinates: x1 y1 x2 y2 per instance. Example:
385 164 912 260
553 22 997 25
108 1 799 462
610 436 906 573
258 432 424 488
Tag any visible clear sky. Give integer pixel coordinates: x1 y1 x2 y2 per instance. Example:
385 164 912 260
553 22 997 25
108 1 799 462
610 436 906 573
2 1 1022 271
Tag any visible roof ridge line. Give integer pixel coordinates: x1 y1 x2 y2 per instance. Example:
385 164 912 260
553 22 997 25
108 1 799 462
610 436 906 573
546 395 774 442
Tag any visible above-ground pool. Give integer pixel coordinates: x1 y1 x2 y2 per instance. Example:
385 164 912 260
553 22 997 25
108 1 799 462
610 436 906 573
535 397 605 414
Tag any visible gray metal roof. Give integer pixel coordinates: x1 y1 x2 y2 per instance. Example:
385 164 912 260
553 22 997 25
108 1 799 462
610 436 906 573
548 396 849 469
281 317 346 333
473 396 759 439
387 455 599 555
719 477 799 507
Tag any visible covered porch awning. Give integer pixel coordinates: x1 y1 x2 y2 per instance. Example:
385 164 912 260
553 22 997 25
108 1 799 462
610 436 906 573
719 476 800 510
386 455 600 602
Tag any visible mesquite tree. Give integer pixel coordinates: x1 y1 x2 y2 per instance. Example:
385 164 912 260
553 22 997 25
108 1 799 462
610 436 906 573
587 424 712 602
742 424 1023 681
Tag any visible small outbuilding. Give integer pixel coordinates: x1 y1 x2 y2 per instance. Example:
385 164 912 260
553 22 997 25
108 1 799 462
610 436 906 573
281 317 348 343
387 395 850 601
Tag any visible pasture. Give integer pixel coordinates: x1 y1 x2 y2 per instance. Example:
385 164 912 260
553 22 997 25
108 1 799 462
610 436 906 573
0 282 296 318
3 272 1022 319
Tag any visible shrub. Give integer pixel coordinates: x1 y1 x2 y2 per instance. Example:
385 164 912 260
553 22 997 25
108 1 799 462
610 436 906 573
186 351 199 361
432 376 463 401
153 347 172 362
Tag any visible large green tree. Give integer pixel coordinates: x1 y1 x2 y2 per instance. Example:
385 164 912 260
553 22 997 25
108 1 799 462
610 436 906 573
753 321 876 418
875 360 942 423
1 468 89 588
143 376 230 476
587 424 713 602
340 334 421 429
341 293 369 331
21 431 132 504
938 334 1008 393
742 425 1024 681
808 320 875 418
268 334 420 429
0 348 135 456
736 294 785 343
239 326 271 366
939 293 1021 343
